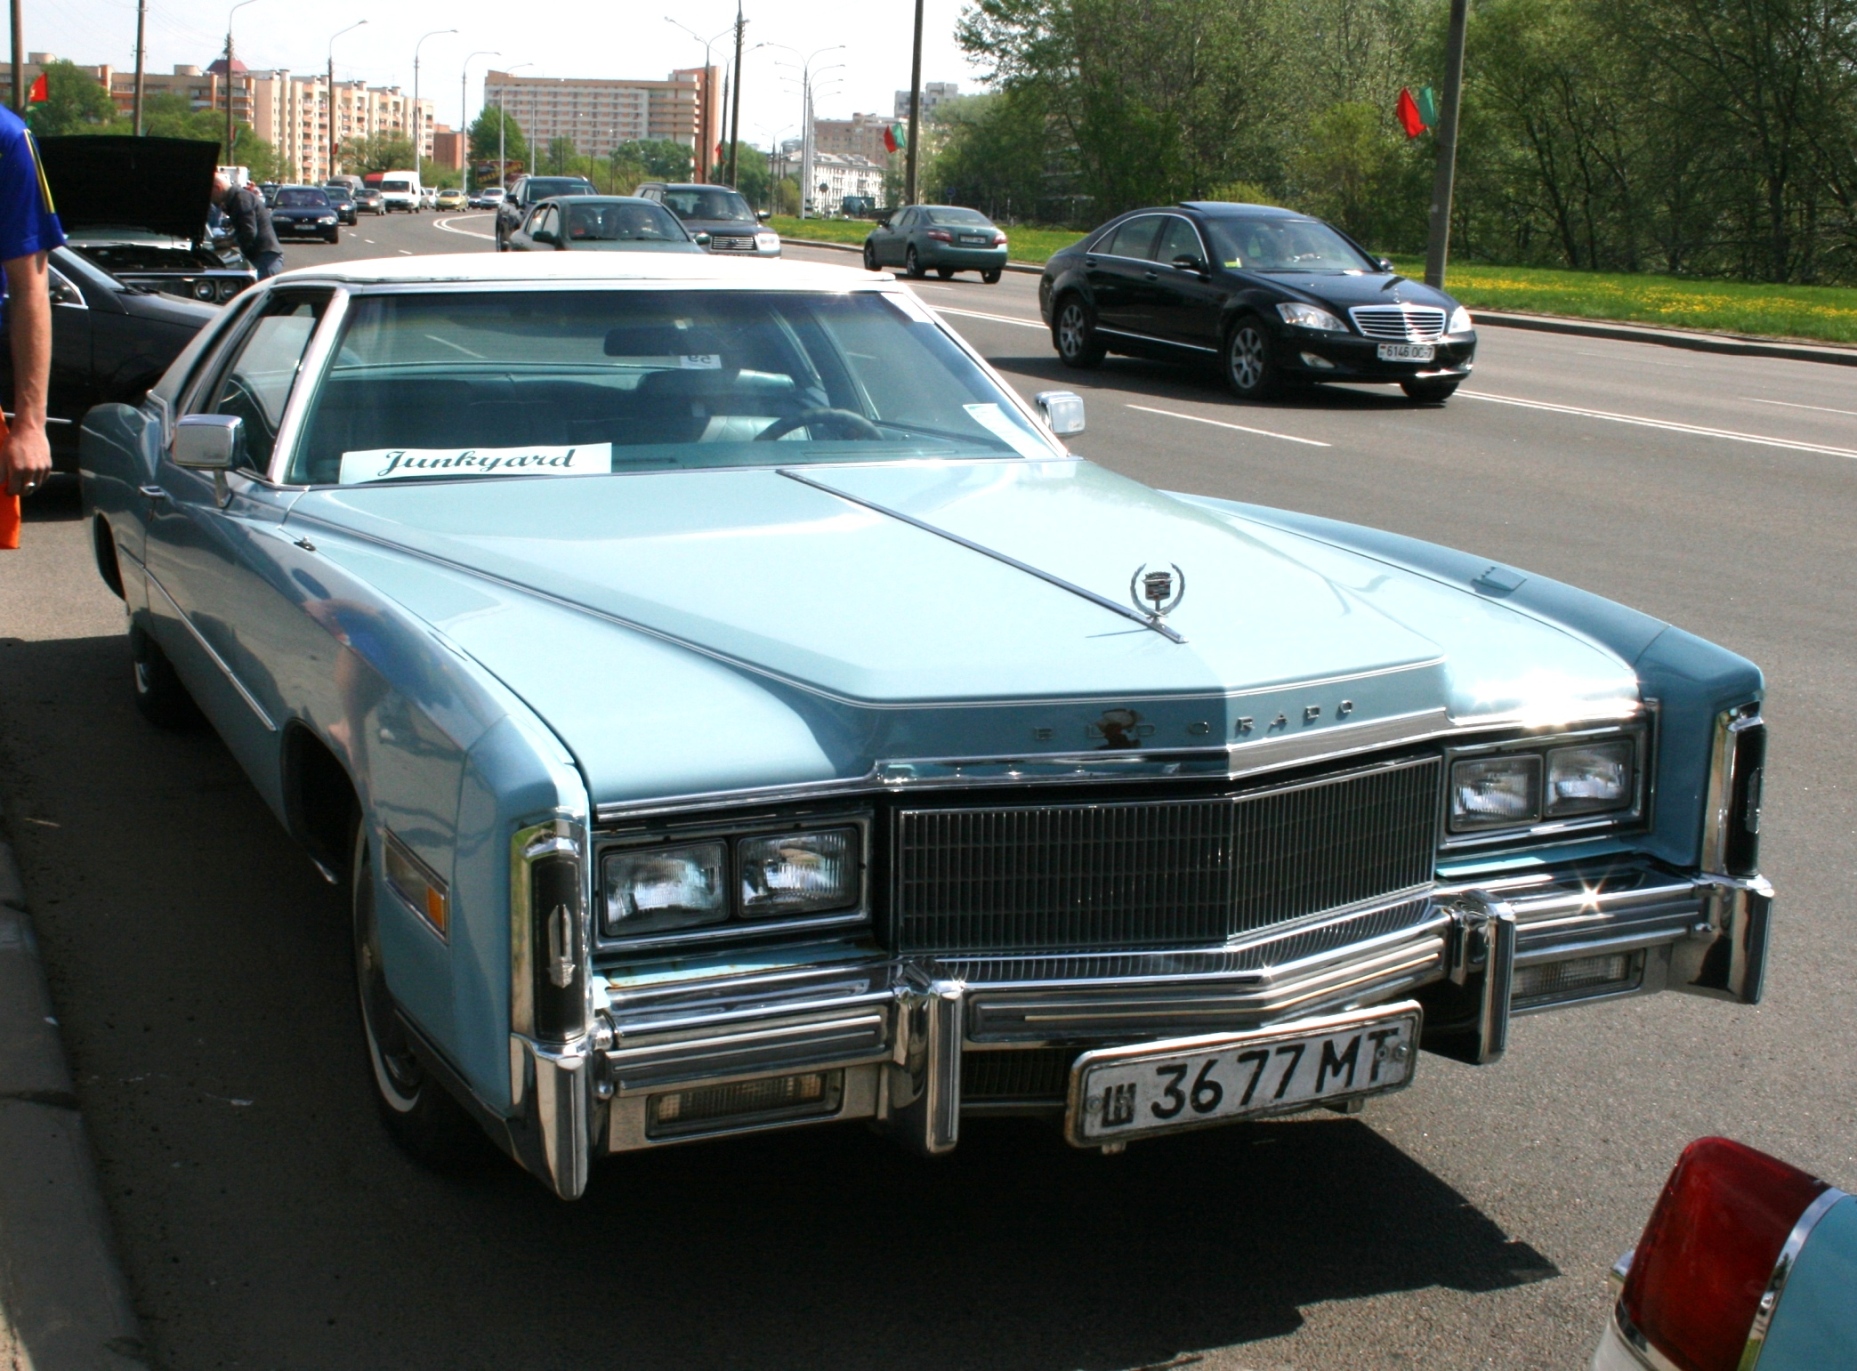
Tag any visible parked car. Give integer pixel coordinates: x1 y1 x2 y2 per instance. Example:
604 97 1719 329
504 196 701 253
841 195 879 218
79 252 1770 1200
3 246 216 473
635 182 779 257
435 188 468 211
268 186 341 244
38 135 257 305
321 185 358 226
1595 1138 1852 1370
378 172 424 213
354 187 385 216
865 204 1007 282
469 186 506 210
257 181 280 207
1040 201 1475 403
495 175 596 248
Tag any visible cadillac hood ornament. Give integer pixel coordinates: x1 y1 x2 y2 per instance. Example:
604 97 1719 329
1130 563 1186 626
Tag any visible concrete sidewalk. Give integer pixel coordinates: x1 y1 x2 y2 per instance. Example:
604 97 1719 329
0 804 147 1370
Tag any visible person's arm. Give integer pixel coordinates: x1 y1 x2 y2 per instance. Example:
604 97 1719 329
2 250 51 495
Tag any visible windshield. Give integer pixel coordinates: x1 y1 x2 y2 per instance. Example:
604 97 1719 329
1204 217 1376 273
565 202 688 242
528 178 594 200
925 207 990 226
380 180 410 193
659 189 755 223
287 289 1058 485
324 189 353 203
276 189 328 208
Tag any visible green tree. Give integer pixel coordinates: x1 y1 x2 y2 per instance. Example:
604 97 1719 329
23 59 117 135
618 138 693 181
343 133 417 174
715 141 770 204
468 106 528 165
1286 101 1427 251
546 136 577 174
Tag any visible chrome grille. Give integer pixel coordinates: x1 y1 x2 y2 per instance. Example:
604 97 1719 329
1350 305 1447 342
710 235 756 251
894 757 1441 953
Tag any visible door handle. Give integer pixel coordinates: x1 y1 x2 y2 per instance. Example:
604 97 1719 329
1143 270 1159 280
139 484 169 504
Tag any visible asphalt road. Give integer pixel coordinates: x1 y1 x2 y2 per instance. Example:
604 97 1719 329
2 208 1853 1370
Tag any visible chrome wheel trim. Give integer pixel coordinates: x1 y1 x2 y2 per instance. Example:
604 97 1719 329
863 244 877 270
1057 302 1088 358
354 842 424 1112
132 656 155 697
1228 326 1267 390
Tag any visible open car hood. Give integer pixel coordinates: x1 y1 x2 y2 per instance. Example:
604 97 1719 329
37 136 219 245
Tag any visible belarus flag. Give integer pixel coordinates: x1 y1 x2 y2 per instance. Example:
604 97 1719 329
883 123 906 154
1395 86 1427 138
26 72 48 104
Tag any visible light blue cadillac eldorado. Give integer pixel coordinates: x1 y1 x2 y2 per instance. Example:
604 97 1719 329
79 253 1771 1198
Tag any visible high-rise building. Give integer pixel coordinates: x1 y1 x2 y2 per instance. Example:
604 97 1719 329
813 113 895 164
893 82 959 121
481 67 721 172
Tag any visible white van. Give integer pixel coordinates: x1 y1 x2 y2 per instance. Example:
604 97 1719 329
377 172 424 213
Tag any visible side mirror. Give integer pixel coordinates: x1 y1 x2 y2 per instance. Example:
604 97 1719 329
1172 254 1208 274
172 414 243 470
1377 257 1395 273
1034 390 1086 437
756 209 770 222
693 231 712 247
530 228 555 246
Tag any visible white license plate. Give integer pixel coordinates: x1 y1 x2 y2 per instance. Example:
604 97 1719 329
1377 342 1435 362
1065 1002 1421 1146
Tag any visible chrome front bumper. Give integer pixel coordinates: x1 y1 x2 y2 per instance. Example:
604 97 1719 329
507 859 1771 1197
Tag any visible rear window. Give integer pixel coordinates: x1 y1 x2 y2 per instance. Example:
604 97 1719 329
925 207 990 226
287 288 1058 485
659 189 755 222
528 178 595 200
564 202 688 242
275 189 328 208
380 179 410 193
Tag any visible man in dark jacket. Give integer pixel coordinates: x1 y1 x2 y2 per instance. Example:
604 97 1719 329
212 174 283 278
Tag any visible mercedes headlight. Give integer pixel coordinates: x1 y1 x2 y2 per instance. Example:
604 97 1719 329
602 842 726 934
1546 741 1634 816
739 829 858 917
1447 305 1473 334
1276 301 1346 332
1450 755 1543 831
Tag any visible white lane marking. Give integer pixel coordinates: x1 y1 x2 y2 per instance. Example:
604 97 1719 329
1461 390 1857 460
1745 396 1857 418
361 238 375 244
1127 403 1331 447
932 305 1047 330
433 215 495 241
397 249 413 255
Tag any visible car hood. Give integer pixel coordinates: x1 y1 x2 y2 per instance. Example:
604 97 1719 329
37 136 219 244
1247 270 1458 313
287 459 1637 805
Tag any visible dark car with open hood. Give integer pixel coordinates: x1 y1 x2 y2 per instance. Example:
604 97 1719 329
1040 201 1475 403
38 136 257 305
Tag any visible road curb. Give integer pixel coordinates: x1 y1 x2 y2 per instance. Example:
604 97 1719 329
0 804 149 1370
783 238 1857 365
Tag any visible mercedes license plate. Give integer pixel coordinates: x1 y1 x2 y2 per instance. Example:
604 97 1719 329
1065 1002 1421 1147
1377 342 1435 362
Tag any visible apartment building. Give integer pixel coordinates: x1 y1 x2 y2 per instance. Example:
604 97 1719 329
893 81 959 121
777 150 886 205
481 67 720 167
812 113 894 165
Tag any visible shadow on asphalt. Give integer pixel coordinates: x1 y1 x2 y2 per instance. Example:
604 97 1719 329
0 625 1556 1371
18 474 85 523
991 352 1431 413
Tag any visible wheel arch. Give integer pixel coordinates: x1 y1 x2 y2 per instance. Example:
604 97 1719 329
91 514 125 600
280 721 362 885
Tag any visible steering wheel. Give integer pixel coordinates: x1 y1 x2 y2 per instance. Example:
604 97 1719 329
754 407 886 442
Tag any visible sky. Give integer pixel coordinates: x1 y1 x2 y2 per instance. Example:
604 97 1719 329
35 0 991 145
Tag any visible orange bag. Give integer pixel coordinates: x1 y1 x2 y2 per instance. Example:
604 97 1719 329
0 411 17 551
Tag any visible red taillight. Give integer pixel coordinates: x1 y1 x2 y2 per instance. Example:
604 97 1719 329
926 229 953 243
1621 1137 1827 1371
993 231 1008 246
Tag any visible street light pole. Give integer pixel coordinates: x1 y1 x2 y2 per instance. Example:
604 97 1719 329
133 0 148 134
665 18 731 183
495 61 532 193
413 28 457 188
224 0 260 164
1424 0 1469 288
325 19 366 183
726 0 745 186
767 44 843 220
904 0 924 205
460 49 498 192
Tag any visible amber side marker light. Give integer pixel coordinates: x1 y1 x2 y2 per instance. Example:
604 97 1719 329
1619 1137 1830 1371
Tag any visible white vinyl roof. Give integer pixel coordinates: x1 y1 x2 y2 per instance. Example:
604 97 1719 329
270 251 891 290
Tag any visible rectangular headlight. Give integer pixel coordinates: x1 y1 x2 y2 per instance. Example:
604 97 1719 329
602 842 726 935
1546 740 1634 816
1450 755 1542 831
738 829 858 918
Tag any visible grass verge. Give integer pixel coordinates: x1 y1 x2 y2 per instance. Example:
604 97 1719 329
769 216 1084 265
1389 257 1857 346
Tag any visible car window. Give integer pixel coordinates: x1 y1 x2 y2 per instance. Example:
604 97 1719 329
288 289 1060 485
658 189 755 222
925 207 989 226
527 205 554 238
1155 216 1204 265
1203 216 1375 273
526 178 595 201
565 202 686 242
276 189 327 208
1104 215 1162 260
195 293 329 471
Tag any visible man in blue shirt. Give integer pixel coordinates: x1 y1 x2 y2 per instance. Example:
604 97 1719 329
0 103 62 520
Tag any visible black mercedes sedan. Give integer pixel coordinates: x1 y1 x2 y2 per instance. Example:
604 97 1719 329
270 186 342 244
1039 202 1475 402
7 247 217 473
